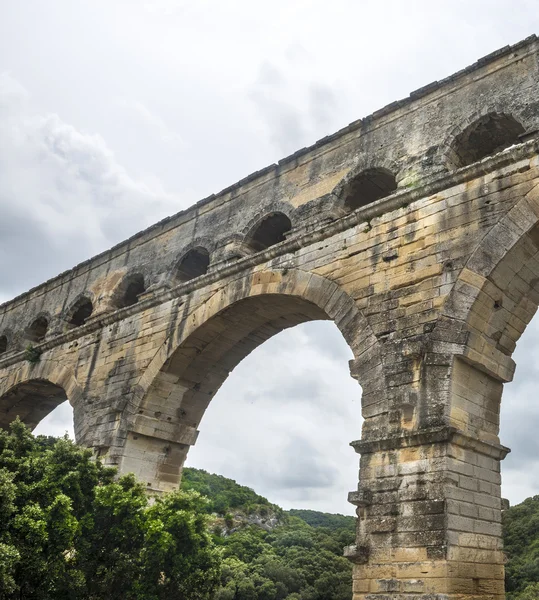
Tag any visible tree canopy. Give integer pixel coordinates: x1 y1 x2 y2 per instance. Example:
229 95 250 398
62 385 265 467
4 423 539 600
504 494 539 599
182 469 355 600
0 419 221 600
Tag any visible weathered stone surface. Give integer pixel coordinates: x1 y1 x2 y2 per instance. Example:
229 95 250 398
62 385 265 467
1 35 539 599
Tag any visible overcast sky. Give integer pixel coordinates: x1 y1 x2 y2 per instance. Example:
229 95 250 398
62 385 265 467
2 1 539 514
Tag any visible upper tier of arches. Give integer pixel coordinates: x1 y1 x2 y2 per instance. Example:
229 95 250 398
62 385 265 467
0 111 535 356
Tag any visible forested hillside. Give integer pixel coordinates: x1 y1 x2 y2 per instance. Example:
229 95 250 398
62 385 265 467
182 468 355 600
183 468 539 600
287 509 355 532
504 495 539 599
1 419 537 600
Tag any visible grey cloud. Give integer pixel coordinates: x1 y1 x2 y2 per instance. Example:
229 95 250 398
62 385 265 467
0 73 178 299
0 205 59 298
0 72 28 114
256 61 286 87
308 83 337 130
267 437 337 489
301 321 354 363
249 87 307 155
249 58 341 155
115 98 186 147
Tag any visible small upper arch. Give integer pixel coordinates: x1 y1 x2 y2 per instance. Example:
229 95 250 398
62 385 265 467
66 294 94 327
446 112 526 170
332 160 399 215
112 272 146 308
0 334 8 355
0 361 84 433
245 212 293 252
24 315 50 343
175 246 211 282
339 167 398 213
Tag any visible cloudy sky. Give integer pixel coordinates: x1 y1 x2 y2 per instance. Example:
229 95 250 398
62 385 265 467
2 0 539 514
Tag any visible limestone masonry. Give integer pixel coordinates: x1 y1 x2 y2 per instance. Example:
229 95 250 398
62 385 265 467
2 35 539 599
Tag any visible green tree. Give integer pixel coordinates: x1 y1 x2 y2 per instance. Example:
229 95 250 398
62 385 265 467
0 419 221 599
510 582 539 599
504 495 539 596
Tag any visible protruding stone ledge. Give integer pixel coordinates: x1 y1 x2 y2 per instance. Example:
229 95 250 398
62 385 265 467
348 489 373 507
343 544 370 564
128 414 199 446
351 426 510 460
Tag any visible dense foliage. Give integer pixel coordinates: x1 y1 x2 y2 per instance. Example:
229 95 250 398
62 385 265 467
6 427 539 600
287 510 355 532
504 495 539 599
182 469 355 600
181 468 283 518
0 420 220 600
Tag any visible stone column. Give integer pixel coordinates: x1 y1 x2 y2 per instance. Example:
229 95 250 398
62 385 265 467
347 426 509 599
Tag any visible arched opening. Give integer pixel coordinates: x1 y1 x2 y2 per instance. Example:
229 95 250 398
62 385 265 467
25 316 49 343
456 219 539 505
68 296 94 327
186 320 361 513
0 335 7 355
0 379 68 431
438 190 539 599
449 113 525 169
33 401 75 438
501 318 539 506
341 168 397 212
247 213 292 252
123 272 373 502
115 273 145 308
176 247 210 282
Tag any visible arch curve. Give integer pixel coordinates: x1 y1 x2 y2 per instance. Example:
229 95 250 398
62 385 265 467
24 313 51 343
244 212 293 252
0 331 10 356
0 360 83 432
443 182 539 358
175 246 211 282
66 294 94 327
137 269 382 402
120 269 385 491
331 160 400 215
440 183 539 442
112 272 146 308
442 111 526 170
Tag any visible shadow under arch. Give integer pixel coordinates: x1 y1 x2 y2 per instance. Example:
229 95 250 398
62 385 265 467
0 360 83 433
122 269 385 491
330 159 400 216
443 112 526 171
441 182 539 444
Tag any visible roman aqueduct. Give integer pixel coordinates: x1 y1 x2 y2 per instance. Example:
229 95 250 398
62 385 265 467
2 35 539 599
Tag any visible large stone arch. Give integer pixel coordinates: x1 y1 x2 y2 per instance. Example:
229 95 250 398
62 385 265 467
0 359 83 434
114 268 384 491
440 182 539 442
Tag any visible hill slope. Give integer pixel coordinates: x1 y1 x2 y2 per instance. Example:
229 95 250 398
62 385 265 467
182 468 539 600
182 468 354 600
504 495 539 599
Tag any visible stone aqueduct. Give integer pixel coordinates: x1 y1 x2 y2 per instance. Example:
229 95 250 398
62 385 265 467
1 35 539 599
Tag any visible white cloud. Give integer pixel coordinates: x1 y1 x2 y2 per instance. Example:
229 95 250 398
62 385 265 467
0 72 179 297
115 98 186 147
